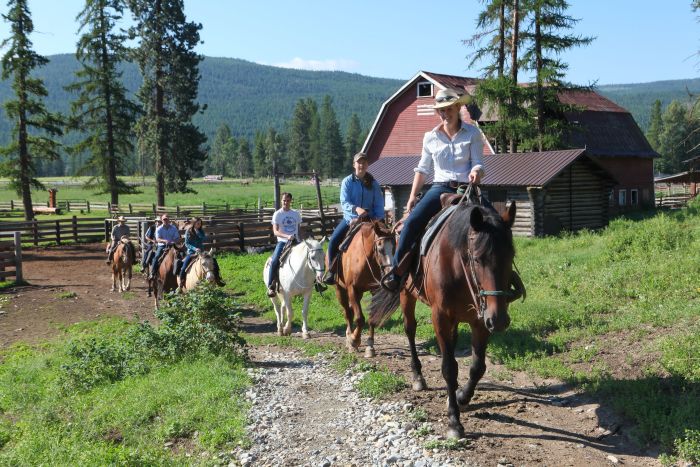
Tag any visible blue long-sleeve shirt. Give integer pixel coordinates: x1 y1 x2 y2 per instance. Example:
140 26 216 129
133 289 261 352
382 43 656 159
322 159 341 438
340 173 384 222
184 228 206 254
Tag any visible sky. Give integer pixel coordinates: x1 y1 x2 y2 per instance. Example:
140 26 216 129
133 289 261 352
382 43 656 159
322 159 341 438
0 0 697 86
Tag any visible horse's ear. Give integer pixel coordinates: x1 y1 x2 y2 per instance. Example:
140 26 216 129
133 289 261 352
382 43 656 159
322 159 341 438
208 247 215 255
470 206 485 231
320 236 329 244
501 201 516 229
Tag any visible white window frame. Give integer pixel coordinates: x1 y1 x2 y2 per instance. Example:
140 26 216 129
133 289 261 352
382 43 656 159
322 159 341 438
417 81 433 98
618 189 627 206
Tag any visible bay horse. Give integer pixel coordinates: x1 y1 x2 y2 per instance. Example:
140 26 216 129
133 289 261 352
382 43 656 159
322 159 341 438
370 199 521 439
334 220 395 357
263 239 325 338
181 249 217 291
149 244 182 309
110 236 135 293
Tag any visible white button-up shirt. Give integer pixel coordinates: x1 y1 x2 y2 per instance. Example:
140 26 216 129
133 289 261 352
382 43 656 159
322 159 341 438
414 122 485 183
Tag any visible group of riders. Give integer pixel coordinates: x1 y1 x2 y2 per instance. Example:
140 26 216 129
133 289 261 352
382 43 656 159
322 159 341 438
107 87 484 301
106 213 225 292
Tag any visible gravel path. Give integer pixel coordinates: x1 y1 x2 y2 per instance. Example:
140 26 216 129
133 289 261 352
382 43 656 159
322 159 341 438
231 346 473 467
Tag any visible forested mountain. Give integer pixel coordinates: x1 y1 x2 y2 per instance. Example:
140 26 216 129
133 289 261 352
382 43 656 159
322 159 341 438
0 54 402 147
0 53 696 172
597 78 700 131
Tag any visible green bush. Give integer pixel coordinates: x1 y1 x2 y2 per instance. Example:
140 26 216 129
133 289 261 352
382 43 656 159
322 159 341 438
60 284 246 392
675 429 700 465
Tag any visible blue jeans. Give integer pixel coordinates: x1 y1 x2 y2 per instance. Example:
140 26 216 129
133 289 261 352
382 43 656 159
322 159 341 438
268 241 287 287
180 253 194 280
150 244 168 272
327 219 350 269
393 184 456 268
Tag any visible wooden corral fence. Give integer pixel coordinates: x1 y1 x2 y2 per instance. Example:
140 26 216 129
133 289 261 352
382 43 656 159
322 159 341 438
656 193 695 208
0 217 106 246
0 232 23 282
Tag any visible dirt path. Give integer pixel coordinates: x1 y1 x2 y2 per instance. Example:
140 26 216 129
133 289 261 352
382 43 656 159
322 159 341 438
0 245 662 465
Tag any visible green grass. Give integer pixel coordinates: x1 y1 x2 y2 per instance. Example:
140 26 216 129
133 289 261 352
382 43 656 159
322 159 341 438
355 366 406 399
56 291 77 299
0 286 250 464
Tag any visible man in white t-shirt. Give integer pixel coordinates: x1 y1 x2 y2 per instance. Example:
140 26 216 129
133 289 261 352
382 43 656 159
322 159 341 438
267 192 302 297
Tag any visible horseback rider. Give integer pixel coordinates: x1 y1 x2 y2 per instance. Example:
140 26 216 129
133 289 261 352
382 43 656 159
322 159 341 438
322 152 384 285
177 217 226 291
106 216 130 265
148 214 181 279
267 192 302 297
141 217 161 271
382 88 484 292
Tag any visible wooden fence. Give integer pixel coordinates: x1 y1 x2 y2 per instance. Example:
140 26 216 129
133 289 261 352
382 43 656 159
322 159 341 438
0 217 106 246
656 193 695 208
0 232 22 282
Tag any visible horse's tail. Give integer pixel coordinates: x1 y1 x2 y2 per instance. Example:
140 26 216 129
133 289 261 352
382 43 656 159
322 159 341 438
368 288 401 328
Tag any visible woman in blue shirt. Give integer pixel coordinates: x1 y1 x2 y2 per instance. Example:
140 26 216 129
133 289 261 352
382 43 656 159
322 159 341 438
323 152 384 285
178 217 225 290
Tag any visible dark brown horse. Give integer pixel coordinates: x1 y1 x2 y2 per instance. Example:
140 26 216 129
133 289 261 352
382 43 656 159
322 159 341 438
370 200 521 439
148 244 182 309
110 237 135 292
334 220 395 357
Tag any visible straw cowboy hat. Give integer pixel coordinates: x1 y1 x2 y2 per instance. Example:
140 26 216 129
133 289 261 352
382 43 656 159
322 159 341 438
116 216 126 223
432 88 471 109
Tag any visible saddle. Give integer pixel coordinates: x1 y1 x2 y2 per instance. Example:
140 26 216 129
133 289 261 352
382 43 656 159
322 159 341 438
327 218 370 276
278 238 298 267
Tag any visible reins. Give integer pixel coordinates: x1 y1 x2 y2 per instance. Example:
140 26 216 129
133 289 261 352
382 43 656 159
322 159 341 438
360 226 394 287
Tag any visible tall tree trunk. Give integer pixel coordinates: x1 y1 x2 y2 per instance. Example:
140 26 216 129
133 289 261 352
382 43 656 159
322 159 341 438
154 0 165 208
509 0 520 153
100 8 118 205
535 7 544 151
496 0 507 152
19 78 33 221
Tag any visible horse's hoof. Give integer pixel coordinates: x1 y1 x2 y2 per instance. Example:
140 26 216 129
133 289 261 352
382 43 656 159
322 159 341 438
446 425 465 440
277 330 283 336
412 376 427 391
364 347 376 358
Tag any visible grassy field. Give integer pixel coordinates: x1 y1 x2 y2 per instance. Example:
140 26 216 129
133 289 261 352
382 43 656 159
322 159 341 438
218 200 700 462
0 177 341 208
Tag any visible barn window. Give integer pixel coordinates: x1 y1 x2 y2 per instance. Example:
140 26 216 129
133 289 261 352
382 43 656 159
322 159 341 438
417 82 433 98
618 189 627 206
630 189 639 206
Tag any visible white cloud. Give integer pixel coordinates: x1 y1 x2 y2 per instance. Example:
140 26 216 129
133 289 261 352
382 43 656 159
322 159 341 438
268 57 359 72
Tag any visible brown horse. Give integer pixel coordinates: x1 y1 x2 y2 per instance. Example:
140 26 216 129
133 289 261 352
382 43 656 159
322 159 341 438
370 200 521 439
334 220 395 357
149 244 182 308
110 237 135 292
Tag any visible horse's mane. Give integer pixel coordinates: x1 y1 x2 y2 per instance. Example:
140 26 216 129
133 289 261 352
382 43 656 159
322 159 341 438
445 203 513 257
370 220 392 238
124 241 135 263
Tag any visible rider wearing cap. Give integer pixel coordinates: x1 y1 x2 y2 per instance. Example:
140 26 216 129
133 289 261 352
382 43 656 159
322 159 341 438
382 88 484 291
148 214 181 279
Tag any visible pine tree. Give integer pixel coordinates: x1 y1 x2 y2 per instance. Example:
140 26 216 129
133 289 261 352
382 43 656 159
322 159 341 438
209 123 232 176
319 95 345 177
646 100 663 152
521 0 594 151
252 130 268 177
66 0 139 205
234 137 252 178
344 113 363 173
0 0 63 220
287 99 312 173
657 100 689 174
128 0 206 205
265 127 287 176
307 98 321 173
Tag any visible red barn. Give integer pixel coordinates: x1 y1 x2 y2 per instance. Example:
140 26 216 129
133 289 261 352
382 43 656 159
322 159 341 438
363 71 656 235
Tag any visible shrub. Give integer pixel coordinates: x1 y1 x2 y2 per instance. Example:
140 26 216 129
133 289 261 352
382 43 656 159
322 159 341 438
675 429 700 465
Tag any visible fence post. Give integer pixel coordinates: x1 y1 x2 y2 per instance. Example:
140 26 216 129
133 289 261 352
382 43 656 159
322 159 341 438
32 219 38 246
238 222 245 251
10 200 14 210
72 216 78 242
128 203 133 214
202 202 207 216
13 231 22 283
55 220 61 245
176 205 180 217
86 200 90 213
66 201 71 212
226 202 229 213
107 202 112 214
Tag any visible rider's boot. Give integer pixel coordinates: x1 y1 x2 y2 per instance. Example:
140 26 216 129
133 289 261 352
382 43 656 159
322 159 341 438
213 260 226 286
322 271 336 285
267 281 277 297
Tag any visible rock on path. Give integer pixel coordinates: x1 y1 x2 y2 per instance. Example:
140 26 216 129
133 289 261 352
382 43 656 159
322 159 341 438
229 346 475 467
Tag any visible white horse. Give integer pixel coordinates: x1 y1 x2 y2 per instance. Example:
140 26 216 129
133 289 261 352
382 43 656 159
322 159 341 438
263 239 326 338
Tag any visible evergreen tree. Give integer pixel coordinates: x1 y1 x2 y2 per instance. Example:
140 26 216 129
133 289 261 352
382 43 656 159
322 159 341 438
208 123 232 176
657 100 689 174
307 98 321 173
234 137 252 178
128 0 206 205
252 130 268 177
344 113 363 173
319 95 344 177
0 0 63 220
265 127 287 175
66 0 138 205
287 99 312 172
646 99 663 152
520 0 594 151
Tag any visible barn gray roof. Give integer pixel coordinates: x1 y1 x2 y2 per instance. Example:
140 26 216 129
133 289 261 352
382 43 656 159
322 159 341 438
370 149 616 187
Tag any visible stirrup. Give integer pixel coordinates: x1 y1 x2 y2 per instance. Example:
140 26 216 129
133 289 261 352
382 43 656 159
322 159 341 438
322 271 336 285
380 270 400 293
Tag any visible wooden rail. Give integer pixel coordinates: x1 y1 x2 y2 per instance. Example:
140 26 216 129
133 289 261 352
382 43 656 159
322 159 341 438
0 217 106 246
0 232 23 282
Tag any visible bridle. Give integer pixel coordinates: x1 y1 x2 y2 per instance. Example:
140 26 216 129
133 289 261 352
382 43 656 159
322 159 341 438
361 228 394 287
305 244 326 279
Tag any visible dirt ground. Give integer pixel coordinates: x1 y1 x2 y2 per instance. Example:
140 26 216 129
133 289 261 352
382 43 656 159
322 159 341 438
0 243 663 466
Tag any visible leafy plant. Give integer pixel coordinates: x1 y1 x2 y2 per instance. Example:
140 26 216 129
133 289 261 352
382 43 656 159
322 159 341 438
355 367 405 399
675 429 700 465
